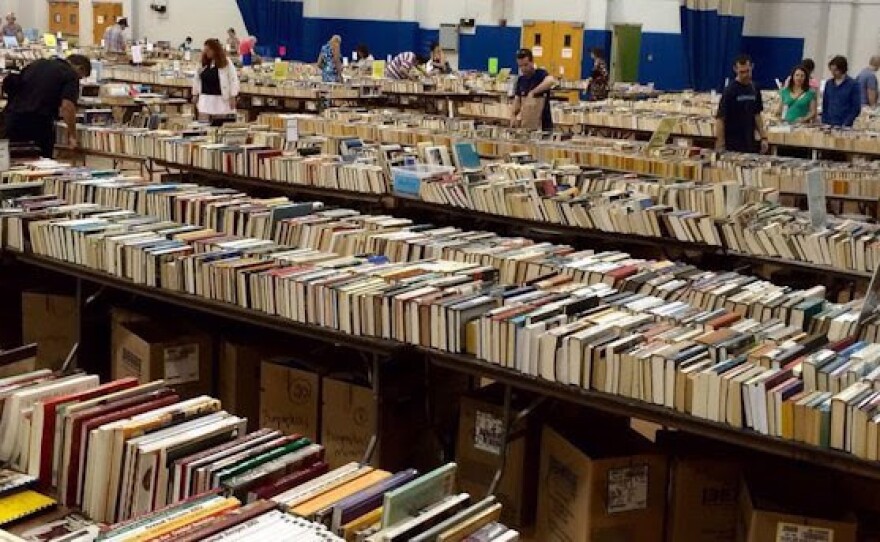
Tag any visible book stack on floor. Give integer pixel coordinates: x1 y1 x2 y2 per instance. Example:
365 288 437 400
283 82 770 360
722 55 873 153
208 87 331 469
0 365 517 541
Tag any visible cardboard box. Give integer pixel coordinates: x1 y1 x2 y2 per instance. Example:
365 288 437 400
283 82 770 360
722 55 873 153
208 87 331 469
736 476 857 542
217 341 282 431
668 457 741 542
535 425 668 542
259 359 319 440
455 384 540 528
22 291 77 370
112 320 213 399
321 376 375 469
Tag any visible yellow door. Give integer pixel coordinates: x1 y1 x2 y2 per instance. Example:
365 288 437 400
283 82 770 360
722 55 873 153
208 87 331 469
552 22 583 81
63 2 79 37
521 20 558 73
48 2 68 35
93 2 122 45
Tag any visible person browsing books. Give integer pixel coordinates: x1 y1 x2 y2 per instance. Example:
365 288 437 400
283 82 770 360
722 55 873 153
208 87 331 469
355 44 374 71
510 48 557 132
715 54 768 154
3 55 91 157
2 13 23 43
226 28 240 54
427 42 453 75
192 38 240 118
783 58 819 90
823 56 862 127
317 35 343 83
588 48 610 101
103 17 128 54
855 56 880 107
386 51 428 80
777 64 817 123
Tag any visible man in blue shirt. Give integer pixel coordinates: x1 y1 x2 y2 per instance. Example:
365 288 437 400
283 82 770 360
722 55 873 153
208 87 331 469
823 56 862 127
855 56 880 106
510 48 557 131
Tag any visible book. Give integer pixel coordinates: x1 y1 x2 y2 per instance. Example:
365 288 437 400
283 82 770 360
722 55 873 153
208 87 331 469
0 490 56 526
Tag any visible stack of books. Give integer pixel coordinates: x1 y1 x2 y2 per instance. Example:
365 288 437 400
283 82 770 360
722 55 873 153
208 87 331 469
0 365 517 539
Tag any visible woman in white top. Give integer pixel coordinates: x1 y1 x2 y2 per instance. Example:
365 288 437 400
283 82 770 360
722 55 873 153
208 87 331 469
192 38 240 118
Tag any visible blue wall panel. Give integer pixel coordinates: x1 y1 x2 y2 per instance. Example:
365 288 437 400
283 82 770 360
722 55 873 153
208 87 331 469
458 26 522 71
296 19 420 62
582 29 612 79
742 36 804 90
639 32 687 90
258 11 803 93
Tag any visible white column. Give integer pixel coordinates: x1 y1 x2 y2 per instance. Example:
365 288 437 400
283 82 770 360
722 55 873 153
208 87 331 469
80 0 93 46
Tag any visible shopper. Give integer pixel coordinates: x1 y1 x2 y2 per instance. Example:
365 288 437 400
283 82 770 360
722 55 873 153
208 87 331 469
588 48 610 101
822 56 862 127
427 42 452 74
2 13 23 43
239 36 257 66
355 44 374 70
317 35 343 83
4 54 91 157
856 56 880 107
715 54 768 154
226 28 240 54
386 51 428 80
777 65 817 123
102 17 128 54
180 36 193 52
784 58 819 90
510 48 557 132
192 38 240 119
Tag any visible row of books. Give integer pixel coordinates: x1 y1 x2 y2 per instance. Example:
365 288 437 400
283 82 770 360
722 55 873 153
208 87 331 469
19 143 880 280
2 162 865 315
277 110 880 197
59 124 390 194
17 200 880 460
0 366 516 540
15 175 880 460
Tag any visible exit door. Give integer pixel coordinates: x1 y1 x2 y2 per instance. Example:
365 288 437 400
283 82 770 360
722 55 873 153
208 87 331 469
93 2 122 45
521 20 584 81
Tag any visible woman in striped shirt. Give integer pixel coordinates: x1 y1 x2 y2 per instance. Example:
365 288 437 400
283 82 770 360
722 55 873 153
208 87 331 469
386 51 428 80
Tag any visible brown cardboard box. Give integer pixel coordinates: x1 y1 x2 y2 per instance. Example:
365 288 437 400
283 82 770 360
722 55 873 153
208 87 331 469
22 291 77 370
668 457 740 542
455 384 539 528
112 320 213 398
321 377 375 469
110 307 149 369
259 359 319 440
535 424 668 542
737 476 857 542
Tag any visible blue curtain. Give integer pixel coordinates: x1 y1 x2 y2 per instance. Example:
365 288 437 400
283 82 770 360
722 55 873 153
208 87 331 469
680 0 744 91
236 0 303 60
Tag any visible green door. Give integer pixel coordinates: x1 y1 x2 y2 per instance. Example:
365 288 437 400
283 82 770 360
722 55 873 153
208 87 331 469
613 24 642 83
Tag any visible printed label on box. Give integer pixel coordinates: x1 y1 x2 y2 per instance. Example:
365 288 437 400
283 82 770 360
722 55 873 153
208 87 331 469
607 464 649 514
164 344 199 385
474 410 504 455
776 523 834 542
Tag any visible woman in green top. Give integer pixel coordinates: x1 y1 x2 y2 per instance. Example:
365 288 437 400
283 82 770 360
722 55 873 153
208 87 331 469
777 65 817 123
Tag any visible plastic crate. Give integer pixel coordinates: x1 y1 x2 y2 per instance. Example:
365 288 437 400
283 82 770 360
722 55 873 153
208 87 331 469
391 164 455 198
